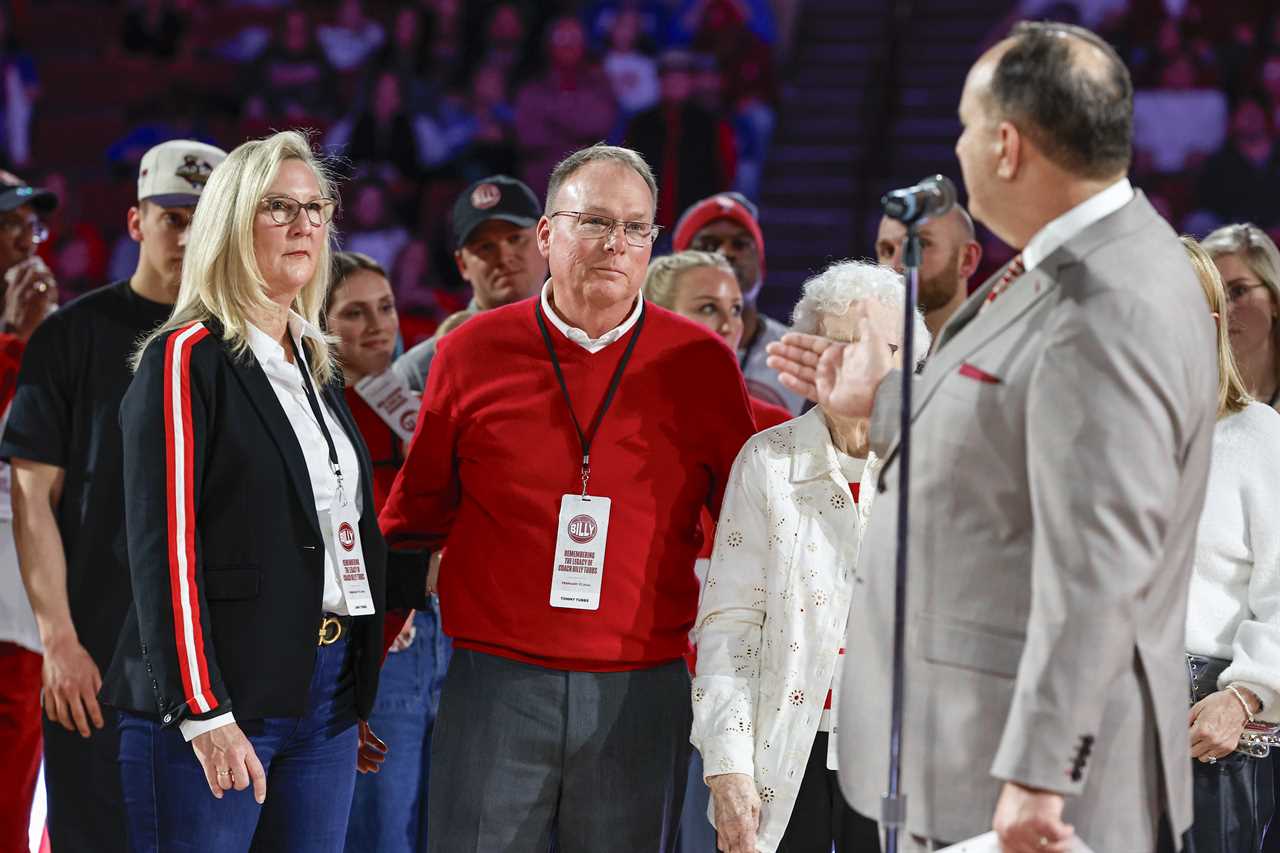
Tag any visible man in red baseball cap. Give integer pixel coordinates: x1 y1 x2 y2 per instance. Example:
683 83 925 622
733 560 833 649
672 192 804 413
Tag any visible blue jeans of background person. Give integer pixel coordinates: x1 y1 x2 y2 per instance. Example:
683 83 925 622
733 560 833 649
345 602 452 853
117 638 359 853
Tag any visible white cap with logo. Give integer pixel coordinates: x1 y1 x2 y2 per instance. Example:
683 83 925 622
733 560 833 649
138 140 228 207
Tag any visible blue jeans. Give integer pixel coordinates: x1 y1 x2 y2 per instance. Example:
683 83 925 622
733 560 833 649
117 638 359 853
345 603 451 853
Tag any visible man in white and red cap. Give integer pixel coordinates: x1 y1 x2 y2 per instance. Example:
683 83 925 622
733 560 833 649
1 138 225 853
672 191 805 414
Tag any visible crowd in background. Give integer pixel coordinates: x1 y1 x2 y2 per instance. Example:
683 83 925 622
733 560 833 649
1014 0 1280 243
0 0 781 346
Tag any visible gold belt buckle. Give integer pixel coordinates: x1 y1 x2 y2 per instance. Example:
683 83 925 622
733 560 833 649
319 616 343 646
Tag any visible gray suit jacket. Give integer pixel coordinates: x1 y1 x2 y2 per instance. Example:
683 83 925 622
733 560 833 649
836 193 1217 850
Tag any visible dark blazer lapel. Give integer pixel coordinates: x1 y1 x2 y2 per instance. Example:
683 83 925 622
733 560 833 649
214 333 323 541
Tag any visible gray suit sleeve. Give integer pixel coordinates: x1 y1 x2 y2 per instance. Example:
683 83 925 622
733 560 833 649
868 368 904 458
990 290 1196 795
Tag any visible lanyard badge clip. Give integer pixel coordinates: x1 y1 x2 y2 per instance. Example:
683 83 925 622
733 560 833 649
580 455 591 498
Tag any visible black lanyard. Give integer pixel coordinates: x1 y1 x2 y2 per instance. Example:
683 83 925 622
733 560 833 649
534 300 645 496
287 335 343 486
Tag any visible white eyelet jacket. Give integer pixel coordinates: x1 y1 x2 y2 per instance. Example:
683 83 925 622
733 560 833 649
690 407 880 851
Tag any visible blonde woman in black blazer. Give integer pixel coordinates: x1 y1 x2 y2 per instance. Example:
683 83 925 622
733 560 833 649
101 131 427 853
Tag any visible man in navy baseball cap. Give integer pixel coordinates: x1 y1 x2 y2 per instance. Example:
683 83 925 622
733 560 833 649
393 175 547 391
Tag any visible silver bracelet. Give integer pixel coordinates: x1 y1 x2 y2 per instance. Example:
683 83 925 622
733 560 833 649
1227 684 1256 724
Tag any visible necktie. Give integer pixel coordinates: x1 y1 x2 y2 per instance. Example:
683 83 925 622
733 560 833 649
983 254 1025 309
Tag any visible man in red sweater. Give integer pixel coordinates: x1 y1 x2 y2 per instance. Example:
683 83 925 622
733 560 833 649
380 143 756 852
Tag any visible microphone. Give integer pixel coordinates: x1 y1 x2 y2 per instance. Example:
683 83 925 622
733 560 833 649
880 175 957 224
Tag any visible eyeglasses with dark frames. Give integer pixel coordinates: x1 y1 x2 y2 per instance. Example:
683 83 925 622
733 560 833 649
550 211 661 247
261 195 338 227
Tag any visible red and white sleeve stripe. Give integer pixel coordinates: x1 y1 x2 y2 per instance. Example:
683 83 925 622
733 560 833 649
163 322 217 715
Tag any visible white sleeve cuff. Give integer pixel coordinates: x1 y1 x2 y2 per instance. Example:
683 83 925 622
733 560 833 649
179 711 236 742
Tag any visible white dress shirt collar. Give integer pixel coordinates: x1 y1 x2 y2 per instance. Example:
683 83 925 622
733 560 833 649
245 311 328 368
539 280 643 354
1021 178 1134 273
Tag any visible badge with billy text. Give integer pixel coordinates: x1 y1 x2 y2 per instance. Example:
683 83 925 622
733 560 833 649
550 495 611 610
321 501 375 616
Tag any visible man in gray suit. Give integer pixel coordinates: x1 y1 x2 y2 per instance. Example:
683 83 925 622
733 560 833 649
767 22 1216 853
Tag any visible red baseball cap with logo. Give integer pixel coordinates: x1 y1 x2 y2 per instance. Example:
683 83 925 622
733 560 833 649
671 192 765 276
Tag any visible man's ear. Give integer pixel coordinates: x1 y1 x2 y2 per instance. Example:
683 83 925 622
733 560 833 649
996 120 1022 181
126 205 144 243
536 215 552 260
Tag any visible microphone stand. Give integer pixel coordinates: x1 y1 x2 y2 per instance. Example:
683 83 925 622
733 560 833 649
881 222 920 853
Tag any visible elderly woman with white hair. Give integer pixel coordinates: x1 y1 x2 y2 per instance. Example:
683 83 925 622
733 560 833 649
691 260 928 853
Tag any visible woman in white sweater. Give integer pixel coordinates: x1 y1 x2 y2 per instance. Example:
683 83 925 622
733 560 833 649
1181 237 1280 853
690 260 928 853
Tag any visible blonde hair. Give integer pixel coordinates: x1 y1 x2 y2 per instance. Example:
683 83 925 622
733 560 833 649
1181 236 1251 417
433 309 477 339
642 250 735 308
135 130 340 383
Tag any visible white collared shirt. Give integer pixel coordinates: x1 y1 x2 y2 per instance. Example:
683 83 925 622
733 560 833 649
540 280 643 353
1021 178 1134 273
179 312 363 742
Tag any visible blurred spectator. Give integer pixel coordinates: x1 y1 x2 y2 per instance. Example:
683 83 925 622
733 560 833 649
602 7 659 116
585 0 672 51
376 7 440 114
0 169 58 853
347 72 422 181
390 238 446 327
1133 88 1227 173
317 0 386 73
120 0 188 62
345 180 412 273
440 62 519 180
243 10 336 123
424 0 465 79
470 4 531 83
513 16 617 199
0 6 37 169
626 51 731 229
1263 53 1280 129
36 172 107 298
1195 97 1280 231
672 0 777 47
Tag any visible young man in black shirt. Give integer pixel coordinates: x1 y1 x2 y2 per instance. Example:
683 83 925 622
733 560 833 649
0 139 226 851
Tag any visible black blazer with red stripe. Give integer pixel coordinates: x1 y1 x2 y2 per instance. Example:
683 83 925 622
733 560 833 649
101 319 428 728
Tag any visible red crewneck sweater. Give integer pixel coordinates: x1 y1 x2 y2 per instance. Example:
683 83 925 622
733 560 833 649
379 298 756 671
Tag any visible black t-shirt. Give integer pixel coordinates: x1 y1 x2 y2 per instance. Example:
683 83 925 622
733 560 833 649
0 280 172 669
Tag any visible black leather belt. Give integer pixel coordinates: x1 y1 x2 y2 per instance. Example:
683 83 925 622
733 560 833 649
319 614 352 646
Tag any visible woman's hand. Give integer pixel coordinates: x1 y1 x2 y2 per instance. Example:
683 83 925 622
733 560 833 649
357 719 389 773
191 722 267 803
707 772 761 853
1189 689 1253 761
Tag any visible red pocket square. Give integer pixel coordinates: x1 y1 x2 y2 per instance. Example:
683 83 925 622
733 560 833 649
958 363 1002 384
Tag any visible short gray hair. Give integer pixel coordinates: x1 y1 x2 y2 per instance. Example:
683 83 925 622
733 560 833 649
544 143 658 218
643 250 734 309
791 259 931 369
